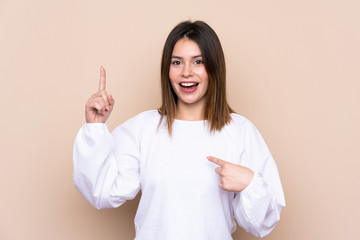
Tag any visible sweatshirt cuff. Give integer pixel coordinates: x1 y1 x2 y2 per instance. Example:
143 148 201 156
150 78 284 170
240 172 268 199
77 122 113 155
82 122 110 135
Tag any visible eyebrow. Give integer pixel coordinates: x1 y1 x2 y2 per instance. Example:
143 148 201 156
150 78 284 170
171 54 203 59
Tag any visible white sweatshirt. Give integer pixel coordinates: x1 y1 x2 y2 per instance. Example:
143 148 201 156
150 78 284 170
73 110 285 239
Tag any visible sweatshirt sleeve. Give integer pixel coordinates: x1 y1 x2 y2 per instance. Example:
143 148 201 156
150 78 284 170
73 118 142 209
232 120 285 238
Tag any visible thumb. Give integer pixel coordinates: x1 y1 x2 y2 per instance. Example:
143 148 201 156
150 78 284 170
108 94 115 105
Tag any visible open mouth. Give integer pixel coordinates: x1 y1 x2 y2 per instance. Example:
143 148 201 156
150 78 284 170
179 82 199 88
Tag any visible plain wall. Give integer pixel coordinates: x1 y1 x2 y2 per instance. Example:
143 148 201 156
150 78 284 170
1 0 359 239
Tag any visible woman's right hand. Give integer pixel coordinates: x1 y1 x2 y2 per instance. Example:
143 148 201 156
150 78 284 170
85 67 115 123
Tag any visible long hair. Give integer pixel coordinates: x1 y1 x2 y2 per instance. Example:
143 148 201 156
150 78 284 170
158 20 234 134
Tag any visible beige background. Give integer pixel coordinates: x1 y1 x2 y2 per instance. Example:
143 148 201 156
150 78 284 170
1 0 359 239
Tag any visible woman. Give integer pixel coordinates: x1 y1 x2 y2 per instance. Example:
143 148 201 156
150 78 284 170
73 20 285 239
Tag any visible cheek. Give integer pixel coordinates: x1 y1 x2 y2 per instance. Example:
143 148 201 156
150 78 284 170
169 68 176 83
194 67 208 81
168 70 177 89
199 71 209 87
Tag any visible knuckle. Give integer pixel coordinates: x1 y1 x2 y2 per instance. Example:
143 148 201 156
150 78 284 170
221 182 229 190
222 162 229 168
95 101 103 108
97 97 105 103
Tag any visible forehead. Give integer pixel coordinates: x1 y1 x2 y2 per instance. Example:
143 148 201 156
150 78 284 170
172 38 202 56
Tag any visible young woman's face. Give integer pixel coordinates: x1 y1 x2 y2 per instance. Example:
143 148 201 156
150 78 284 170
169 38 209 108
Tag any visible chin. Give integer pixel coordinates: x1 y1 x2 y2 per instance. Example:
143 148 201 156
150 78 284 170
178 97 205 106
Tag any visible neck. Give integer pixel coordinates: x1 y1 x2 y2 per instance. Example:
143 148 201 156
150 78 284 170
175 100 205 121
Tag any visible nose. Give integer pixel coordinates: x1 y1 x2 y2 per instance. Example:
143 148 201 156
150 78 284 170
182 63 193 78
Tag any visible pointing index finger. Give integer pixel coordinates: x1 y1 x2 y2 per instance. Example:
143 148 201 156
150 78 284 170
99 66 106 91
207 156 227 166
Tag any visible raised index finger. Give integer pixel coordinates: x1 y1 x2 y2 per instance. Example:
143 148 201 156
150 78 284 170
207 156 227 167
98 66 106 91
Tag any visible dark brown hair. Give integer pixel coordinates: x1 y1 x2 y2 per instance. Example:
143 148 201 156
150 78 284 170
158 20 234 134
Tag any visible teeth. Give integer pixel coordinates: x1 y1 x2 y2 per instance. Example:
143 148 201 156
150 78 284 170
180 82 197 87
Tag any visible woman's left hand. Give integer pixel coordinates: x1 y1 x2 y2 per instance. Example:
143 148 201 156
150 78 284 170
207 156 254 192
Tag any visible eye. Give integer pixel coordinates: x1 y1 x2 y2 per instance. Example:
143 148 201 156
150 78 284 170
194 59 204 64
171 60 181 65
